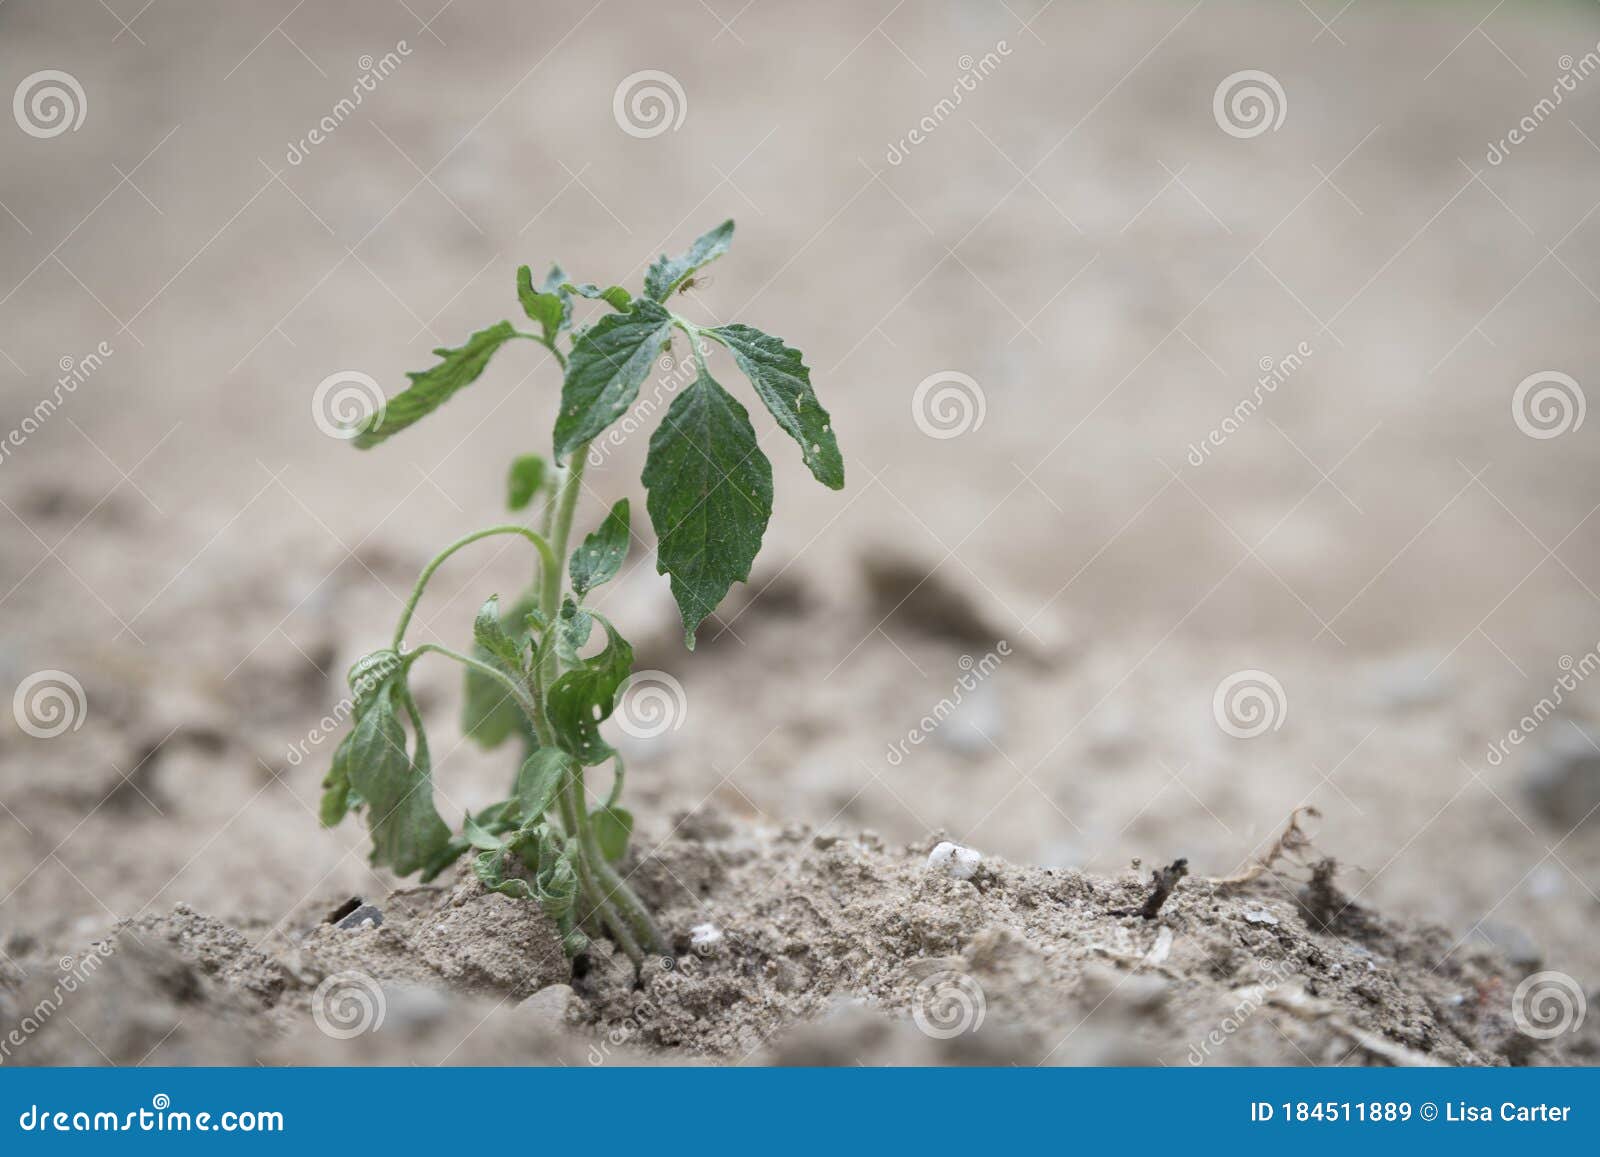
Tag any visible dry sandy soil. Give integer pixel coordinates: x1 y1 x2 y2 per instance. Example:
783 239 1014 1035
2 0 1599 1064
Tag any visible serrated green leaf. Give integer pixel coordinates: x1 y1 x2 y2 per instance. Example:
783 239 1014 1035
553 302 675 459
708 324 843 490
506 454 546 510
546 612 633 765
353 321 517 448
644 220 734 302
516 265 568 345
514 747 570 820
342 683 452 876
570 499 630 598
591 805 633 862
642 371 773 648
563 282 632 312
473 595 523 670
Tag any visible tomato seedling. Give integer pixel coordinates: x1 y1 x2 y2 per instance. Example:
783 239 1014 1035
318 222 843 964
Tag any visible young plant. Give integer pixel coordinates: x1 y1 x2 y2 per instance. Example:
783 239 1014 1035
318 221 843 965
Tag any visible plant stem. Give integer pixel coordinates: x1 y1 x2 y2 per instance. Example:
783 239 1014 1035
407 645 538 720
393 525 556 650
533 439 667 963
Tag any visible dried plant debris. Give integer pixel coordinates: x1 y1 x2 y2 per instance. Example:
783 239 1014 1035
1205 806 1321 888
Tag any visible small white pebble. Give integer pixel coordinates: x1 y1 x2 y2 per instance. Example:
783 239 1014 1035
1242 907 1279 926
926 841 982 880
689 922 723 947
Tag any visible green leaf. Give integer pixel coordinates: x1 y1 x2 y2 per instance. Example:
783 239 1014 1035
563 282 632 312
570 499 630 598
546 612 634 765
591 805 633 862
553 302 675 460
342 684 452 876
553 598 593 668
642 371 773 648
514 748 570 820
320 650 406 826
516 265 568 345
708 324 843 490
506 454 546 510
644 220 734 302
473 595 523 671
353 321 517 448
463 811 508 851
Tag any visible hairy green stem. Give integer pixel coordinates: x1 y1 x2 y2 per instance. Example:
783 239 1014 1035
392 525 556 650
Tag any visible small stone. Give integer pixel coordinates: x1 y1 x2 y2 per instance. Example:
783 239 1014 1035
1242 907 1279 926
336 904 384 931
512 983 576 1031
811 832 840 850
926 841 981 880
689 922 723 949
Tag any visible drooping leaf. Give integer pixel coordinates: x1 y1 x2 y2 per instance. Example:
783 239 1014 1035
476 824 587 954
320 650 406 825
708 324 843 490
591 805 633 862
506 454 546 510
642 371 773 648
569 499 630 598
562 282 632 312
553 302 675 460
644 219 734 302
462 595 537 750
341 683 452 876
514 747 570 820
516 265 568 345
473 595 523 671
545 612 634 765
352 321 517 448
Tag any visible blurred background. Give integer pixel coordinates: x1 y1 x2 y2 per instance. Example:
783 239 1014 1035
2 0 1598 994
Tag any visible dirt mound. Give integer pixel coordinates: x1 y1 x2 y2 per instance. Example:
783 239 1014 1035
4 812 1590 1067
